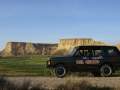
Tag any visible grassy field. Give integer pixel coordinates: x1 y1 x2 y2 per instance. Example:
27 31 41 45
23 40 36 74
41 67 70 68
0 55 120 76
0 56 53 76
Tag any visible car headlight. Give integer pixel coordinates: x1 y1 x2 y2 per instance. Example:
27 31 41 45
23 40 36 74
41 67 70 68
47 60 51 65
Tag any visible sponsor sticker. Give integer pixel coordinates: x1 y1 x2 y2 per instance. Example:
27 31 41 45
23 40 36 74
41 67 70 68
76 60 100 64
76 60 84 64
85 60 100 64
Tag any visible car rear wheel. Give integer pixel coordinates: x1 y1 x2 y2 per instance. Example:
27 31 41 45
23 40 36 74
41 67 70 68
100 64 112 77
55 65 66 78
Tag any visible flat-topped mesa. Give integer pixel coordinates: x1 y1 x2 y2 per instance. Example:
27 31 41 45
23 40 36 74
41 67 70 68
1 42 58 57
0 38 109 57
58 38 107 50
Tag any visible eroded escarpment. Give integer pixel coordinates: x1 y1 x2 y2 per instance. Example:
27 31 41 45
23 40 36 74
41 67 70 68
0 38 109 57
58 38 106 50
1 42 58 56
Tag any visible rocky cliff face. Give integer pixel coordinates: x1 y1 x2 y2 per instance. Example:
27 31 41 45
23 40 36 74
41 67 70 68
1 42 58 57
58 38 106 50
0 38 109 57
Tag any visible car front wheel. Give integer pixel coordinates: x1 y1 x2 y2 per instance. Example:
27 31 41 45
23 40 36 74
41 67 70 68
55 65 66 78
100 64 112 77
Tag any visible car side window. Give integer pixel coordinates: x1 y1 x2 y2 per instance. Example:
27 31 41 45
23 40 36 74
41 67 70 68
91 50 104 59
94 50 104 57
75 49 82 57
107 49 118 56
75 49 90 59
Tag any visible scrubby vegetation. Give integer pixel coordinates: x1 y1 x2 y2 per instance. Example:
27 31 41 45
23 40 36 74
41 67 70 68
52 49 68 55
0 76 115 90
0 76 46 90
56 80 113 90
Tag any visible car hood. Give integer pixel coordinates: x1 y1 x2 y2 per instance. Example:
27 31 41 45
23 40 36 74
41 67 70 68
50 55 72 61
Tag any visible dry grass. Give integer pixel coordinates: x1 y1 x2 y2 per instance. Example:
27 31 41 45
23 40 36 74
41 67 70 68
55 80 113 90
0 76 46 90
0 76 116 90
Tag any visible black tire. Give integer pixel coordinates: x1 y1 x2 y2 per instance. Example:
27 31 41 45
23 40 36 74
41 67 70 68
54 65 66 78
100 64 113 77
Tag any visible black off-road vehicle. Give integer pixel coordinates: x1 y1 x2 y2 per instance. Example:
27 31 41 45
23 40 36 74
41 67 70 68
47 46 120 78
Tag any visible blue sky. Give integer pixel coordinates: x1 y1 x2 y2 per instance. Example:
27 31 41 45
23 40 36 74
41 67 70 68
0 0 120 49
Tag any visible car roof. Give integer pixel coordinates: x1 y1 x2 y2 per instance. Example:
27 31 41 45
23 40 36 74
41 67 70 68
76 45 117 49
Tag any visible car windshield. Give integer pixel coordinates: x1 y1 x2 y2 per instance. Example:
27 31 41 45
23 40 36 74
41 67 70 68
67 47 77 56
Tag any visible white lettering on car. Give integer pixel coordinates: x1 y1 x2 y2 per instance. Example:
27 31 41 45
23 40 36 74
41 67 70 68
76 60 84 64
85 60 100 64
76 60 100 64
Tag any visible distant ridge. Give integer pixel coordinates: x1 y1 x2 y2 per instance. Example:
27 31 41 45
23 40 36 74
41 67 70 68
1 42 58 57
0 38 112 57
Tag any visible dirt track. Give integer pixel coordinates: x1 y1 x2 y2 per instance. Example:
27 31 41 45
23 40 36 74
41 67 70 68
7 76 120 89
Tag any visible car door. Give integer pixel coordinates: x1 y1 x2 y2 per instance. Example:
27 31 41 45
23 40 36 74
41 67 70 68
105 47 120 67
84 49 103 70
74 48 90 71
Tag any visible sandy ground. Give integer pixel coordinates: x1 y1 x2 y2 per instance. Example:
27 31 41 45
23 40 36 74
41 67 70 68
7 76 120 89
